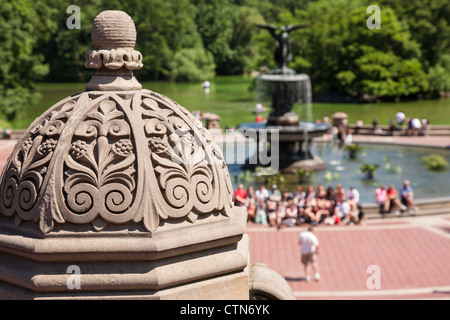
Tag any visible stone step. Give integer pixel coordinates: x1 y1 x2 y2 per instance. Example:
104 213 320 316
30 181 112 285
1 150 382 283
361 196 450 218
365 206 450 219
352 128 450 136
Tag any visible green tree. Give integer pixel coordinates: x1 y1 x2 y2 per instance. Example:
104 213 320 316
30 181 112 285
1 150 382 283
380 0 450 68
169 48 216 82
293 0 429 100
376 0 450 98
427 54 450 96
193 0 237 75
228 6 265 74
4 0 447 103
0 0 55 120
194 0 267 75
41 0 102 83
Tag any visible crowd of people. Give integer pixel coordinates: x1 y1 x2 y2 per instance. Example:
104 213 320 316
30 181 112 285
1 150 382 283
389 111 431 136
234 183 366 229
235 179 419 229
355 111 431 137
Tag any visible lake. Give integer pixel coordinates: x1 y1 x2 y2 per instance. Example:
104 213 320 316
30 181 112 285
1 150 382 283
3 76 450 129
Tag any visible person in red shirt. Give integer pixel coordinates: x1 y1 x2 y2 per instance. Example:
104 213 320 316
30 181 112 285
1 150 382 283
386 184 407 216
234 184 247 207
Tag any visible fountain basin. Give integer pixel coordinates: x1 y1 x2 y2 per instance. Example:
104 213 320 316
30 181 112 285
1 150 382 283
236 121 329 172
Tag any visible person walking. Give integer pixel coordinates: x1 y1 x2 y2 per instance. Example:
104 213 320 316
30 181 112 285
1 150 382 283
299 227 320 282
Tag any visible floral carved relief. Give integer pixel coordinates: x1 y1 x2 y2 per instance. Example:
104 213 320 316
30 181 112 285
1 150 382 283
0 99 76 225
0 8 236 234
60 98 137 227
138 92 234 231
0 91 234 233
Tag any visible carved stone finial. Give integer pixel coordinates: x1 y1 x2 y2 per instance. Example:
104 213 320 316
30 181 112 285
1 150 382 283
0 10 235 234
85 10 143 91
91 10 137 50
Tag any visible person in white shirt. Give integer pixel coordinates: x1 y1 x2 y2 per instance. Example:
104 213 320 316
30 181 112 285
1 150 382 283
255 185 269 202
346 186 359 206
298 227 320 282
395 111 405 126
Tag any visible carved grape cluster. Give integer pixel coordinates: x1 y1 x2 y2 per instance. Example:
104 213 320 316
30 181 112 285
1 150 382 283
70 140 89 158
38 139 58 155
112 139 133 156
148 136 168 154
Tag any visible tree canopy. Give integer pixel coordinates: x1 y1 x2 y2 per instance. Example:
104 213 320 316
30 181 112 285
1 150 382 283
1 0 449 120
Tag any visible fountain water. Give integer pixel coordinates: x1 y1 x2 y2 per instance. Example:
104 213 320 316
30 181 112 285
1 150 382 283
238 24 328 172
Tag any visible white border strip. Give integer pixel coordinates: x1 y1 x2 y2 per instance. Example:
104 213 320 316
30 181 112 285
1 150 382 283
294 285 450 298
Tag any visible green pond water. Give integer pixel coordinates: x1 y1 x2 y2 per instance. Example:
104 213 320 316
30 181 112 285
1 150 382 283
3 76 450 129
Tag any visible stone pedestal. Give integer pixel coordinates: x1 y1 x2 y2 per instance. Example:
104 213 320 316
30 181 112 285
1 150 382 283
268 112 299 127
203 113 223 136
332 112 348 128
203 113 221 130
0 209 249 300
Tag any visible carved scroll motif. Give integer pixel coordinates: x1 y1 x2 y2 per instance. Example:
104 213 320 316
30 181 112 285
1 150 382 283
0 99 76 225
138 92 233 231
62 98 137 226
0 91 234 233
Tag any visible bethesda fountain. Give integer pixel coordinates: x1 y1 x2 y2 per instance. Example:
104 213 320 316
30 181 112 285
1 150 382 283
238 24 328 172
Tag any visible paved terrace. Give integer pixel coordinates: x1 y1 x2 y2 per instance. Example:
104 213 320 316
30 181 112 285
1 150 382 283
246 134 450 300
317 132 450 148
0 139 17 174
1 133 449 300
247 213 450 300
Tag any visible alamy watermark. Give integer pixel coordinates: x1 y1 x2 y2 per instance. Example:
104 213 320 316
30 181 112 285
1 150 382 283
66 5 81 30
366 5 381 29
366 265 381 290
223 128 279 173
66 265 81 290
157 128 280 174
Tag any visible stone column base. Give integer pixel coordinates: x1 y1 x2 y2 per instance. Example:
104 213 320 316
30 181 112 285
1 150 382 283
0 210 250 300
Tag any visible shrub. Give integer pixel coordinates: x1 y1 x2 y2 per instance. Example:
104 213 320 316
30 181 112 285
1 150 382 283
344 143 365 159
421 154 449 171
359 163 380 179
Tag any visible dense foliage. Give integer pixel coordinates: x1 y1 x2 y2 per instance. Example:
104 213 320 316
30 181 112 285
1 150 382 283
0 0 56 120
1 0 449 120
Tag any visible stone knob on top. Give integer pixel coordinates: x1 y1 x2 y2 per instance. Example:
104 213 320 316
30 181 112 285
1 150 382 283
85 10 143 91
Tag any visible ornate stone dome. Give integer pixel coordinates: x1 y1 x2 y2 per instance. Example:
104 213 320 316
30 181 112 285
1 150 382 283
0 10 234 234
